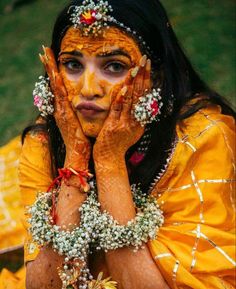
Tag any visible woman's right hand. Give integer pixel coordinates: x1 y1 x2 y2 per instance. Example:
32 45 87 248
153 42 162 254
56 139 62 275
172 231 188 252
39 46 91 170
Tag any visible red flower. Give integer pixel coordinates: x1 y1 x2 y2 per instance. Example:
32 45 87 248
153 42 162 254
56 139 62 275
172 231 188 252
80 10 97 25
151 100 159 116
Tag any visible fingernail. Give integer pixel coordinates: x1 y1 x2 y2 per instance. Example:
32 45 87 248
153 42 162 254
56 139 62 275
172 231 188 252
131 66 139 78
121 86 128 96
52 70 56 81
39 53 44 63
146 59 151 70
140 55 147 67
42 45 49 61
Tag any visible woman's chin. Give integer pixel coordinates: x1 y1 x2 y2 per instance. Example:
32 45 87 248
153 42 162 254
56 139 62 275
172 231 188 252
84 131 99 138
81 123 102 138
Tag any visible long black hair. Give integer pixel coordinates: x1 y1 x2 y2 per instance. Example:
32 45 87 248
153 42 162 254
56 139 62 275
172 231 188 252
23 0 235 191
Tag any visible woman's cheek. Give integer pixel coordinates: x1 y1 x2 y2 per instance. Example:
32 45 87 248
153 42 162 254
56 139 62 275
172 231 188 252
59 70 82 101
101 78 127 103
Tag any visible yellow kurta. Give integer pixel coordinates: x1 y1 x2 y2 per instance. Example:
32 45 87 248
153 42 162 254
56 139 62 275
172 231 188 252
148 105 235 288
0 104 235 288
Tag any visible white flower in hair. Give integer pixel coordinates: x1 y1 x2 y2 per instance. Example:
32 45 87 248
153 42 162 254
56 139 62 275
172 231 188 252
69 0 114 36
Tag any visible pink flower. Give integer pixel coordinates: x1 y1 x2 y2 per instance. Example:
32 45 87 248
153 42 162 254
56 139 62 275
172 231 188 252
151 100 159 116
34 95 42 107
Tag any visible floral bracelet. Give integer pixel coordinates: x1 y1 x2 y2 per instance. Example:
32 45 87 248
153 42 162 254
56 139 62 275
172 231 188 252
27 181 164 289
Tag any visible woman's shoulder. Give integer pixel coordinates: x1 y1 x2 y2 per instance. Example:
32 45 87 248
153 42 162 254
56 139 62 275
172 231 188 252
177 99 235 140
176 101 235 165
19 117 52 206
22 117 49 147
154 102 235 191
20 116 51 174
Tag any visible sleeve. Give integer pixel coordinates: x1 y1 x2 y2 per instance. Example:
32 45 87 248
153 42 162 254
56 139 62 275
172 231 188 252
19 131 53 263
148 107 236 289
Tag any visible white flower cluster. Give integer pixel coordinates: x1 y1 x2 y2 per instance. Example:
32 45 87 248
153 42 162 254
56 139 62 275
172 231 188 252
133 88 163 127
28 181 164 288
33 76 54 117
69 0 114 36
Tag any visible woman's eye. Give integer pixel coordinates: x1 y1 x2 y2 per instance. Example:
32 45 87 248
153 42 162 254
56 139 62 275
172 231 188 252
104 62 127 74
62 60 83 73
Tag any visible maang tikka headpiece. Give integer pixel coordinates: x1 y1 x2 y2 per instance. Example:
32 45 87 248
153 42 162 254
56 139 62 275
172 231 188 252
68 0 150 51
69 0 113 36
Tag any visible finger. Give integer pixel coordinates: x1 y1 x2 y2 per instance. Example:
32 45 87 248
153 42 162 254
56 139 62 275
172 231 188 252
54 72 68 100
143 59 151 92
124 68 135 86
43 46 58 75
109 86 126 120
109 101 123 120
40 47 68 102
39 53 58 99
39 47 57 90
132 55 147 105
120 86 132 119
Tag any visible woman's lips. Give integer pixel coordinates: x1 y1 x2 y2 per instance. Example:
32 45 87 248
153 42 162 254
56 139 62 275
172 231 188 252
76 102 106 118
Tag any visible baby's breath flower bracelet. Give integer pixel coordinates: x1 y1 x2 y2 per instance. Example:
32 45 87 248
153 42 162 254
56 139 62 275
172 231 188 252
28 181 164 289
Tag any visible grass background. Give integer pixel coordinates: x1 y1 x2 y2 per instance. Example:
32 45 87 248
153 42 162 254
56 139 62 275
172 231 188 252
0 0 235 146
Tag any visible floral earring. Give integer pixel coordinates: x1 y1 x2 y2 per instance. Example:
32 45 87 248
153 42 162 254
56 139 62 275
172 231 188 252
33 76 54 117
133 88 163 127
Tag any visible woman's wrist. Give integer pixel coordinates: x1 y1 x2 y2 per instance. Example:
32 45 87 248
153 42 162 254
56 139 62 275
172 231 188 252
95 158 136 224
64 155 89 171
56 183 87 227
94 153 126 172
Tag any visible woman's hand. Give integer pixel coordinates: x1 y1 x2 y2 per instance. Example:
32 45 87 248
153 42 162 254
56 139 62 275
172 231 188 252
40 47 91 170
93 55 151 165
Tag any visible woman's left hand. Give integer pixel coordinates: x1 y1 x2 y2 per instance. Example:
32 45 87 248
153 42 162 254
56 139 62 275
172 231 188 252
93 55 151 165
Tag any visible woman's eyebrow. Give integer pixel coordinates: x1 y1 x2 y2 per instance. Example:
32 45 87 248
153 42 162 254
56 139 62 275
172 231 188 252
97 49 131 60
58 49 131 59
59 50 83 57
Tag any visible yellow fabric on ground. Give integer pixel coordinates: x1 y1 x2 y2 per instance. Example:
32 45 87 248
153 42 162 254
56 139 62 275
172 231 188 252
0 136 24 252
0 137 25 289
0 267 25 289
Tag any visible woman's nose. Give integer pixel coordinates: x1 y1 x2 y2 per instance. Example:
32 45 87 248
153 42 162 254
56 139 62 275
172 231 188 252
80 69 103 99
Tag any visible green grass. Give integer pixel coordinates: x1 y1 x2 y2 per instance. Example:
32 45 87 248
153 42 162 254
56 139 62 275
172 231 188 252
0 0 235 146
164 0 236 105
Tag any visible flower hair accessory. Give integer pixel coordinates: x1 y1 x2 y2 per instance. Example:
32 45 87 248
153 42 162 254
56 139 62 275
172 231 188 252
68 0 151 54
33 76 54 117
133 88 163 126
69 0 113 36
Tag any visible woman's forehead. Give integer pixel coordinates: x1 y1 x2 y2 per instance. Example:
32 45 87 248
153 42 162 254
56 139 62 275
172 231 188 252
60 26 142 62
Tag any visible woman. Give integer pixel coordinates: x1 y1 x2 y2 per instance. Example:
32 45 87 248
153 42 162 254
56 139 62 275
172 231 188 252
19 0 235 288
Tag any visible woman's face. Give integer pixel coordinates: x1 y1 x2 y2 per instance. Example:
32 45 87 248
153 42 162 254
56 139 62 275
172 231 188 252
59 26 142 137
